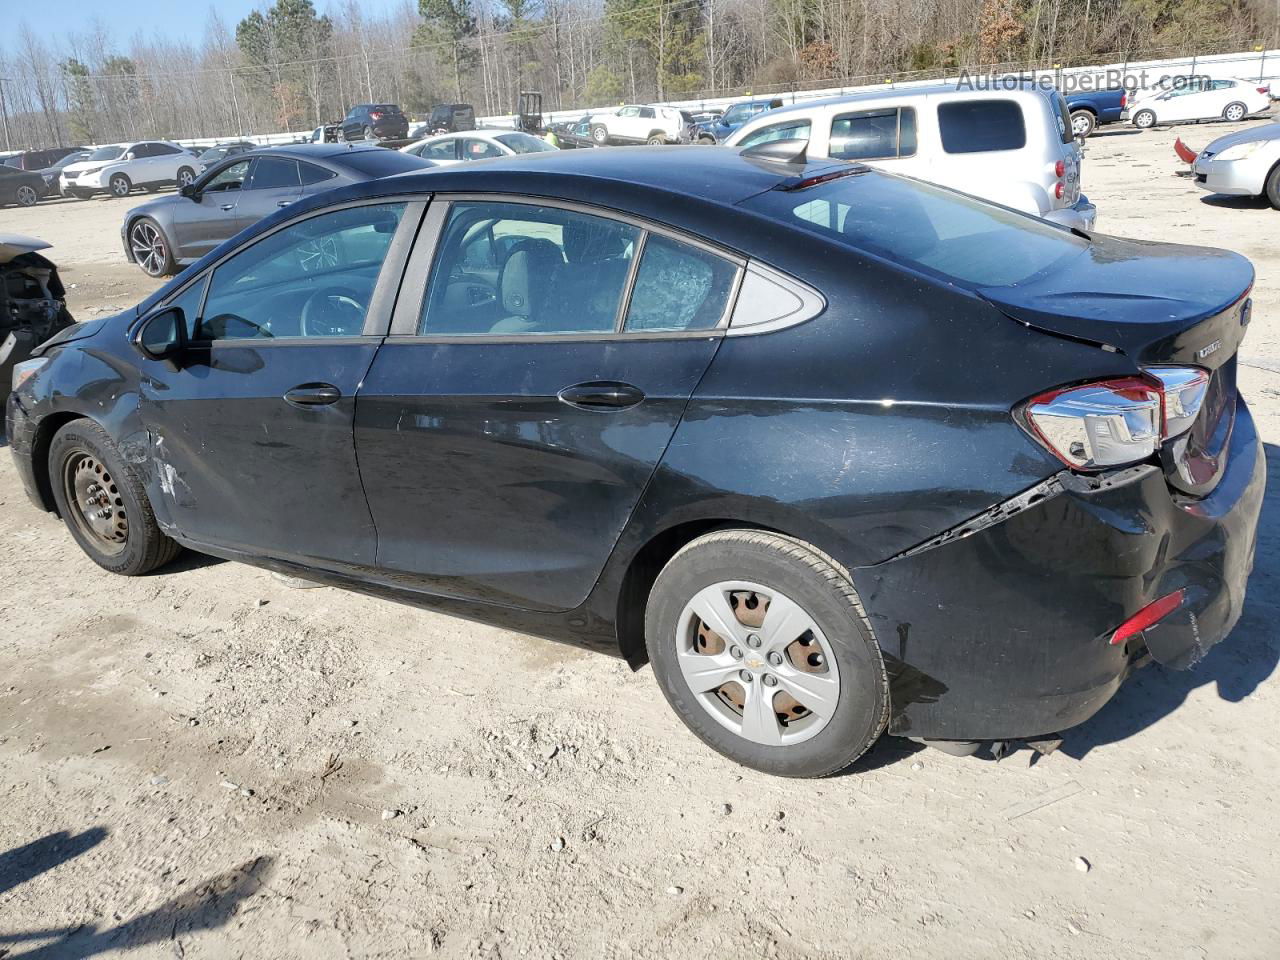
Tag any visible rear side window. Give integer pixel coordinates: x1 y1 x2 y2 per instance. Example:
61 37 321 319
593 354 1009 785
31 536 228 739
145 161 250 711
938 100 1026 153
830 108 917 160
738 119 811 148
1050 93 1073 144
298 161 337 185
250 157 300 189
341 149 437 177
624 235 738 333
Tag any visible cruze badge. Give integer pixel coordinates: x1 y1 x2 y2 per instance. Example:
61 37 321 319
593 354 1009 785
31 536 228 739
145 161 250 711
1197 339 1222 360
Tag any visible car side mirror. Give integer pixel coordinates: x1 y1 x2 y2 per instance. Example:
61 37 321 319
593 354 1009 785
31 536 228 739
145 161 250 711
180 183 201 200
125 151 136 160
133 306 188 362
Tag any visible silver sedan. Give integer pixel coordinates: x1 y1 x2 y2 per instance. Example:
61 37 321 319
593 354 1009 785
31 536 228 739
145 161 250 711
1194 122 1280 208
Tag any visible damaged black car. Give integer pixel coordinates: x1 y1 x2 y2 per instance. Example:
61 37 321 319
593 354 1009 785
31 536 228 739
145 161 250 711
5 149 1265 778
1 235 74 407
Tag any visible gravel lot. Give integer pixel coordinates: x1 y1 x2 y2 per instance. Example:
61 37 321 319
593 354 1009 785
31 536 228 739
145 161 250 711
3 124 1280 959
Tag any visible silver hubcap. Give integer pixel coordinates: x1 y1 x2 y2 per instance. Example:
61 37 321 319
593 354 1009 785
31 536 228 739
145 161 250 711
130 222 166 276
1137 113 1153 127
1227 106 1243 120
676 581 840 746
64 453 128 555
17 185 36 205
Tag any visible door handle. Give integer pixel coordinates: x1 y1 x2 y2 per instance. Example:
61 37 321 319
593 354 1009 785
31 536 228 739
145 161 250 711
220 203 235 211
284 383 342 407
557 381 645 411
277 199 294 207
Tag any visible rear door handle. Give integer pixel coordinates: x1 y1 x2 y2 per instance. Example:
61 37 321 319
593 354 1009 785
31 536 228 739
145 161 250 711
277 199 293 207
558 381 645 411
220 203 235 211
284 383 342 407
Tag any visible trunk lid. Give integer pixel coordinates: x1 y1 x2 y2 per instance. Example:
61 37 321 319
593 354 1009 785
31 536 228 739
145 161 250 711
981 235 1254 497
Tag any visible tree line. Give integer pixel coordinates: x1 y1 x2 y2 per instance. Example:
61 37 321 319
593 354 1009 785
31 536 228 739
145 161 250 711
1 0 1276 151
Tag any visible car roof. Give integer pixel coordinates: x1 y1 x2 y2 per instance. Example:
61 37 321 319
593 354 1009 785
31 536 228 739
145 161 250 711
238 143 392 162
756 80 1050 118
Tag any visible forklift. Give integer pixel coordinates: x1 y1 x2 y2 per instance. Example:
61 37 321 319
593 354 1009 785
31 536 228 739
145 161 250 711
516 91 543 134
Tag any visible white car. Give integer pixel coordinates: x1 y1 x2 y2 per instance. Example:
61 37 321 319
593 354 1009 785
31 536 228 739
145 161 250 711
586 104 688 145
400 130 558 165
725 82 1095 231
61 141 199 200
1126 78 1272 129
1193 121 1280 208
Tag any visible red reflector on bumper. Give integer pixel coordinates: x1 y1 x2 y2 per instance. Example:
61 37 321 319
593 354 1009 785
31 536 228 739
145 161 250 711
1110 590 1186 645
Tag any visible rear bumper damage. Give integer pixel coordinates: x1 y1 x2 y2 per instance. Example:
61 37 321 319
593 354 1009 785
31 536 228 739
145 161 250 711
850 399 1265 742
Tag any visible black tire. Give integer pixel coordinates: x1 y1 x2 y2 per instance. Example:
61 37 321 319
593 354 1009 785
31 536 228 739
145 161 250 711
15 183 39 206
1265 163 1280 211
590 124 609 145
1223 101 1247 122
176 166 196 189
128 216 177 277
363 124 374 140
108 173 132 198
48 420 181 576
646 133 667 145
697 135 717 145
1070 109 1096 138
1133 109 1156 129
645 529 889 778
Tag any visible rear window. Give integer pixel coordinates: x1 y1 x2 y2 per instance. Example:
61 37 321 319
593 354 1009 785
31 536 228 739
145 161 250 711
341 149 435 178
374 104 402 114
743 171 1087 288
937 100 1026 153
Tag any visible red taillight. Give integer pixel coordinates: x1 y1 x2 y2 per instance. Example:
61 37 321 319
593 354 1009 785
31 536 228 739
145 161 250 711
370 111 384 120
1019 368 1210 471
1110 590 1185 645
1054 159 1065 178
1055 181 1065 199
1258 87 1270 95
1120 91 1127 108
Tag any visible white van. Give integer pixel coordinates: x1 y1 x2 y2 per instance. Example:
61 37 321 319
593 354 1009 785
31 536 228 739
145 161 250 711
724 82 1096 231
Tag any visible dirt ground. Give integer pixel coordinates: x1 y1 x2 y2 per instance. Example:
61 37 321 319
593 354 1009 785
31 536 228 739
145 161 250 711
3 123 1280 959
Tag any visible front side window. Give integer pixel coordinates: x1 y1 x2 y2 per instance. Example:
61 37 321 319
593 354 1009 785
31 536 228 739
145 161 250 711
624 235 737 333
738 119 811 148
620 107 640 118
830 108 917 160
424 139 460 161
419 202 639 336
197 202 406 340
159 275 208 339
938 99 1026 153
203 159 252 193
722 104 750 125
495 133 556 154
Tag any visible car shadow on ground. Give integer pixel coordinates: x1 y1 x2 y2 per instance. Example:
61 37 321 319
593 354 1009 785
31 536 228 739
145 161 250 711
0 841 273 960
1199 193 1273 210
1055 441 1280 761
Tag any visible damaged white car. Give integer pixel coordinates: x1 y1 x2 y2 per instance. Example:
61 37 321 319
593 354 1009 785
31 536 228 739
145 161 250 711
1 235 75 407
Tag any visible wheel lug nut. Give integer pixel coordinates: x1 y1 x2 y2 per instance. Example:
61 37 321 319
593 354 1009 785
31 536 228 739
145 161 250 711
738 669 753 683
729 645 743 660
763 675 778 687
747 634 762 648
767 651 783 666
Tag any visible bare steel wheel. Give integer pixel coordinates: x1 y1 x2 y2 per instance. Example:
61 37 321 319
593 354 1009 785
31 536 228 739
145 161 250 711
129 217 174 277
63 452 129 556
646 529 888 777
678 581 840 746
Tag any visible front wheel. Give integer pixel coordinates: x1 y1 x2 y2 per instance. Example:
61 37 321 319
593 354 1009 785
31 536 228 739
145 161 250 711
1133 109 1156 129
48 420 181 576
108 173 132 198
1070 110 1096 138
1223 101 1247 122
645 530 889 778
363 124 374 140
590 124 609 145
1264 163 1280 210
646 134 667 145
176 166 196 189
128 217 176 277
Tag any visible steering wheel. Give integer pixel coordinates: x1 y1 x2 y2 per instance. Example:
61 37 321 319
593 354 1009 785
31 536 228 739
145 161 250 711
300 286 367 337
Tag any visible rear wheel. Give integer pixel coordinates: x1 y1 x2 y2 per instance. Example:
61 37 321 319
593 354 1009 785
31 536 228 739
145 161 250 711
645 530 889 778
108 173 132 198
590 124 609 145
1223 101 1247 122
48 420 181 576
1070 110 1096 138
1133 109 1156 129
363 124 374 140
646 133 667 145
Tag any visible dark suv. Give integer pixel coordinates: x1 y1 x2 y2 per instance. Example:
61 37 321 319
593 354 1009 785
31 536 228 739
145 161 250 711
428 103 476 134
340 104 409 142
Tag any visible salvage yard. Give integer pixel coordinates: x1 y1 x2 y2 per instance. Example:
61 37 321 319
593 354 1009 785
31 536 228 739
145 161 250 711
3 123 1280 959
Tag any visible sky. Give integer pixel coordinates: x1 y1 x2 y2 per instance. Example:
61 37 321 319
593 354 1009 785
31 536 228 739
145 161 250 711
0 0 407 54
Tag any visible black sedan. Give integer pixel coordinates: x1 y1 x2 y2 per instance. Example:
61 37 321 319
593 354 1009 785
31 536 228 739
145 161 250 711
120 143 437 277
8 148 1264 777
0 163 48 207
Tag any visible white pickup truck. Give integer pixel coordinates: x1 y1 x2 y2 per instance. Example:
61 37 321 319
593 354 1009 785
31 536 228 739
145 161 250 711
588 105 688 146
